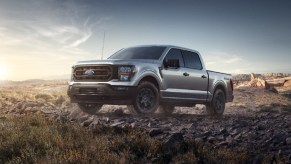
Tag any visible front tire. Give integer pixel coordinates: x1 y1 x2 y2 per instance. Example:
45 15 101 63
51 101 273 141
78 103 103 115
206 89 225 116
129 81 160 115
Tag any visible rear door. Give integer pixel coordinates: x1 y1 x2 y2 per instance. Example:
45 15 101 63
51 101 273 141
181 50 208 100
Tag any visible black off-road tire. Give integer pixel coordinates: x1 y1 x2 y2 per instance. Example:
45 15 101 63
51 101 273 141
159 104 175 115
78 103 103 115
129 81 160 115
206 89 225 116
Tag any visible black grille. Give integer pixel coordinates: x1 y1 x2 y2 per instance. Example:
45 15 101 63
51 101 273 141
74 65 113 81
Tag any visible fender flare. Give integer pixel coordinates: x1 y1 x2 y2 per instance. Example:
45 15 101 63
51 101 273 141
133 70 162 89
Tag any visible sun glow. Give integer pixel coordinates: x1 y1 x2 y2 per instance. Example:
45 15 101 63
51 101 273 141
0 65 7 80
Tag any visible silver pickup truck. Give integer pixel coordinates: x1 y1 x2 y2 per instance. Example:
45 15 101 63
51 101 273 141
68 45 234 115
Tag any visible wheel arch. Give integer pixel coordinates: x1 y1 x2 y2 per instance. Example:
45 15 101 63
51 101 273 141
134 71 162 90
213 82 227 100
138 76 160 90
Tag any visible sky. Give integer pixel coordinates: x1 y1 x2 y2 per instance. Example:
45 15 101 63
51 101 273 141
0 0 291 80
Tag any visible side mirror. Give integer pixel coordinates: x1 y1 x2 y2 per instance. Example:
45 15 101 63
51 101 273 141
164 59 180 68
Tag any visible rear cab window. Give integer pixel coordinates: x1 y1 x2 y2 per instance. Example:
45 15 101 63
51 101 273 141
181 50 203 70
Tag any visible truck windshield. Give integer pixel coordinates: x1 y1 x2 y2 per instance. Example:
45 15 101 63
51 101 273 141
108 46 166 60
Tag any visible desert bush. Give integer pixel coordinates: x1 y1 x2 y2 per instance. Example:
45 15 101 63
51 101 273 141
35 93 53 101
55 95 65 105
281 106 291 114
258 106 279 113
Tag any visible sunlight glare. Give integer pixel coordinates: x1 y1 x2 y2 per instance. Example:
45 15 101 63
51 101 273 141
0 65 7 80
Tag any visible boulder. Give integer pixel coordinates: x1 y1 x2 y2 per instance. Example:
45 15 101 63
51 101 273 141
251 73 256 81
265 79 286 90
110 121 124 127
284 80 291 87
286 137 291 145
164 133 184 146
257 78 266 87
149 128 163 137
112 108 124 116
248 79 258 87
68 108 88 121
272 86 291 94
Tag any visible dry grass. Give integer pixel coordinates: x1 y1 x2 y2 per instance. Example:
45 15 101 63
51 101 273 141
0 114 155 163
1 81 288 163
0 83 70 113
229 87 291 114
0 114 255 163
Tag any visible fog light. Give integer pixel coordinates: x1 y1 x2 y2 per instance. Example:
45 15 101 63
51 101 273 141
114 86 128 91
120 74 129 81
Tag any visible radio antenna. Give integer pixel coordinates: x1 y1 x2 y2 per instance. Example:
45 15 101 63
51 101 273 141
101 30 105 60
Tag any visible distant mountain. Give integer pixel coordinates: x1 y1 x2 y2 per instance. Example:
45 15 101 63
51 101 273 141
42 74 70 80
24 79 46 82
233 73 290 81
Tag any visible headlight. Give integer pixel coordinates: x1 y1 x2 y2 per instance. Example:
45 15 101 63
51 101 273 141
71 66 74 81
118 66 136 81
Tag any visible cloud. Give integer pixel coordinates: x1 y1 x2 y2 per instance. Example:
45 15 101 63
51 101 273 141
0 16 110 56
224 56 241 64
69 16 111 47
202 50 248 74
28 18 95 48
206 51 243 64
69 17 93 47
0 27 20 45
0 0 113 80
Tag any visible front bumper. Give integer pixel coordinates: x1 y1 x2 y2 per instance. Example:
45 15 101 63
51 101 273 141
67 83 136 105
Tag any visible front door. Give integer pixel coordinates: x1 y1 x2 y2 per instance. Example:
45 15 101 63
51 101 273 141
161 48 208 101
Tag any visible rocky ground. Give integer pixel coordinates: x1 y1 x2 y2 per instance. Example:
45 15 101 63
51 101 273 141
0 79 291 163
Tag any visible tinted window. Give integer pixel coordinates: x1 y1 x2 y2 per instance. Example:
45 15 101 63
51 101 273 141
182 51 203 70
164 49 184 67
108 46 166 60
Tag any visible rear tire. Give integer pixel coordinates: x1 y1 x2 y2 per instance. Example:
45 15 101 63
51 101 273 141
206 89 225 116
78 103 103 115
130 81 160 115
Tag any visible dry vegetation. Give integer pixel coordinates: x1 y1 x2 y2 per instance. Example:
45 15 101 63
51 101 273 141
228 86 291 114
0 81 71 115
0 80 290 163
0 114 252 163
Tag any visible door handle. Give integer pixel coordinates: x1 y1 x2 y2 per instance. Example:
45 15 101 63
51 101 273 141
183 72 189 76
201 75 207 78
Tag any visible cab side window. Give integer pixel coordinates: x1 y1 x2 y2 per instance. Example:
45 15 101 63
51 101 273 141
164 49 184 67
182 50 203 70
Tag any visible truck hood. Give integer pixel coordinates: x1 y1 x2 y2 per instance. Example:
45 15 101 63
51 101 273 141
74 59 159 66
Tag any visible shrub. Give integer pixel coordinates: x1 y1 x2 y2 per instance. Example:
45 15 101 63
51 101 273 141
35 93 53 101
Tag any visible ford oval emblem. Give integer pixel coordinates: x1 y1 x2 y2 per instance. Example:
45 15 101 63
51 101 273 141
84 69 94 76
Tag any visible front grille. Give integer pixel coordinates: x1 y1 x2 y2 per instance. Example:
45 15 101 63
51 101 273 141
74 65 113 81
